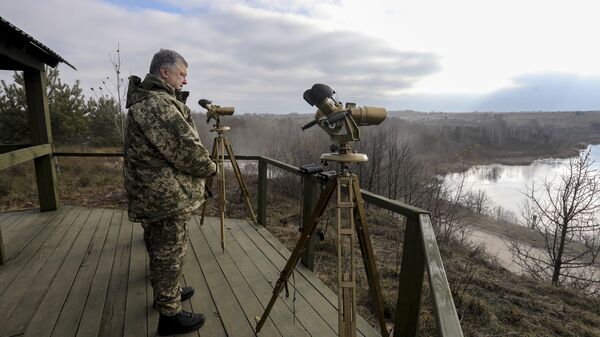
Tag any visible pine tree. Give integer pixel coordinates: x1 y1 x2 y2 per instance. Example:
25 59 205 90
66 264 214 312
0 72 29 142
86 96 122 146
0 67 89 144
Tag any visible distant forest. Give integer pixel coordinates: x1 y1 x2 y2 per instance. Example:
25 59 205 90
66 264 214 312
193 109 600 170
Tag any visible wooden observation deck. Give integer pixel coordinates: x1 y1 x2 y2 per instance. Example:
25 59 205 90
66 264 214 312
0 206 381 337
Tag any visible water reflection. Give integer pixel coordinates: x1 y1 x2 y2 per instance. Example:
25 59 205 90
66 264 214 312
475 166 504 182
445 145 600 218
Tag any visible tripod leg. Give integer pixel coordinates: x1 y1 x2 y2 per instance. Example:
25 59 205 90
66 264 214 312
200 137 219 226
218 137 226 252
255 178 337 333
337 175 357 337
224 137 258 225
351 175 389 337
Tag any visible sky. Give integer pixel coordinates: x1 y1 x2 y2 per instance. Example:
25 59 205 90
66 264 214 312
2 0 600 113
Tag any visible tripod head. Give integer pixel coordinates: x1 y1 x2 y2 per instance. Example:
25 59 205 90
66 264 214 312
198 99 235 127
301 83 387 163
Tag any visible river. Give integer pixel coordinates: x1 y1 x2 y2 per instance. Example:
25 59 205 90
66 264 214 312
444 144 600 221
445 145 600 281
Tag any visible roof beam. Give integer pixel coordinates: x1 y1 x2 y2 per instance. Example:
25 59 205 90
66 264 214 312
0 40 44 71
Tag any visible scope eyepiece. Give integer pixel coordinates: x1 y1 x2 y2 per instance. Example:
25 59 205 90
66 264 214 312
303 83 334 106
198 99 212 109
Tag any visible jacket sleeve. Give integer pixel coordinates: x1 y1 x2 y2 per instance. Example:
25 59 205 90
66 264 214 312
134 97 216 178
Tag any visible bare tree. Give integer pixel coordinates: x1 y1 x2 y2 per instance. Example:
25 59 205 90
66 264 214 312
463 189 489 215
92 43 126 143
508 149 600 291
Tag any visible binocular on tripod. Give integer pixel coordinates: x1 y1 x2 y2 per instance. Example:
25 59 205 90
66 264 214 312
198 98 235 125
256 84 390 337
302 83 387 163
197 99 258 252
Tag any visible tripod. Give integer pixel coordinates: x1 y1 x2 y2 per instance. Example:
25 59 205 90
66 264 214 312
200 123 257 252
255 154 389 337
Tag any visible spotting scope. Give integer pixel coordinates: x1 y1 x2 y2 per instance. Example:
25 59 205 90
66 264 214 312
301 83 387 154
198 99 234 124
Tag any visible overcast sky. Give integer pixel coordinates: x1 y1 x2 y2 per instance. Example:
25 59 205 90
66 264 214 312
3 0 600 113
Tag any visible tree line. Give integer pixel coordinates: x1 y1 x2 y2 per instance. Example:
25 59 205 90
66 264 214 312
0 67 124 146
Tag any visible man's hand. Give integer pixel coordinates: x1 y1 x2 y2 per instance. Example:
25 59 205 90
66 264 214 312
208 160 218 178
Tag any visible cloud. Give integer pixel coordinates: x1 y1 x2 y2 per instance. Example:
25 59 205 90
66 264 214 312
474 73 600 112
0 0 439 113
392 73 600 112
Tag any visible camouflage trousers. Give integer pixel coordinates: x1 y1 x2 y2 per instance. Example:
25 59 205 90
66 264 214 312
141 215 190 316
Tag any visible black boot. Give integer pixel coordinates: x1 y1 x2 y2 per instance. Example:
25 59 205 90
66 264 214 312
157 311 205 336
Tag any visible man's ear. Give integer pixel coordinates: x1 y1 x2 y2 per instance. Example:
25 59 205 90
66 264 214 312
159 66 169 79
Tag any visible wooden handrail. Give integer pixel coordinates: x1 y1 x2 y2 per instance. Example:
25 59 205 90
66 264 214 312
0 144 52 171
419 214 463 337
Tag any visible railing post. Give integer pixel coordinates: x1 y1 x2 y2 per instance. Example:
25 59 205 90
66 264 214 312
24 68 59 211
394 217 425 337
301 175 320 270
257 157 267 226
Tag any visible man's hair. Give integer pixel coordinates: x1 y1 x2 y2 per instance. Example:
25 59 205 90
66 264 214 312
149 49 188 75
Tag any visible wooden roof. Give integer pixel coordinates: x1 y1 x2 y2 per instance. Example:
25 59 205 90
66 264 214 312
0 16 76 70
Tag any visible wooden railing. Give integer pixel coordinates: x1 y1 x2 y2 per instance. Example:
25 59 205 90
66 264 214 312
0 151 463 337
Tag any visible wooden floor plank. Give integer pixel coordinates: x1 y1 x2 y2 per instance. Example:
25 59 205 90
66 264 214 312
180 224 227 337
236 219 381 337
201 216 311 337
260 221 382 337
187 216 256 337
25 208 109 337
180 275 197 337
227 219 337 337
49 209 115 337
3 209 57 261
0 207 91 337
2 209 39 232
0 211 12 224
145 247 160 337
0 210 27 231
124 219 148 337
0 207 75 296
98 210 133 337
196 217 283 337
75 210 125 337
3 209 50 238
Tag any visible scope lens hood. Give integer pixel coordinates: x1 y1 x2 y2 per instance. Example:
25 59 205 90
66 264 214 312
198 99 212 109
303 83 334 106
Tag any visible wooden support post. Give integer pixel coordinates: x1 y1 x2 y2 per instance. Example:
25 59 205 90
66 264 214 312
257 158 267 226
301 174 320 270
24 68 59 211
394 217 425 337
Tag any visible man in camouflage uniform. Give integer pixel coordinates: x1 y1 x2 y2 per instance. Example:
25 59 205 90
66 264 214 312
124 49 216 336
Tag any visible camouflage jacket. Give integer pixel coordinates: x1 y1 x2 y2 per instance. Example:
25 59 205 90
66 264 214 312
124 74 216 222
